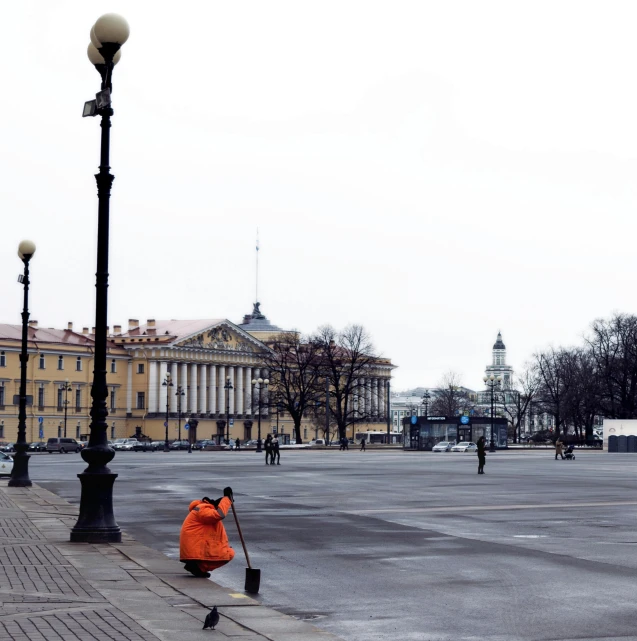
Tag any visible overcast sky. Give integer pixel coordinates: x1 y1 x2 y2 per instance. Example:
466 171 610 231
1 1 636 391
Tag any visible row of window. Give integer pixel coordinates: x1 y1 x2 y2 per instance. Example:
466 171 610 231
0 352 131 373
0 386 122 411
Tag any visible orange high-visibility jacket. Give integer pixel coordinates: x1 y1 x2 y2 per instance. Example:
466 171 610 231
179 498 234 562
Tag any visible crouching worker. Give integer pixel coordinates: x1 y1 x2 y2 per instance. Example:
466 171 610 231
179 487 236 578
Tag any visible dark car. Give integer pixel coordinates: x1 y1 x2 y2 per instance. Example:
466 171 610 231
1 442 15 452
28 442 46 452
46 437 81 453
169 440 190 450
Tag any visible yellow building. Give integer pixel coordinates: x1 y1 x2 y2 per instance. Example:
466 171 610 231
0 306 395 445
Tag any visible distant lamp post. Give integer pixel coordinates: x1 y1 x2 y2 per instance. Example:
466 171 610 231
9 240 36 488
483 374 501 452
162 373 173 452
421 390 431 419
71 12 130 544
175 386 185 443
251 377 269 452
224 376 233 444
60 379 72 438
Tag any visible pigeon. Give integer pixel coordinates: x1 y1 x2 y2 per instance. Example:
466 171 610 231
203 606 220 630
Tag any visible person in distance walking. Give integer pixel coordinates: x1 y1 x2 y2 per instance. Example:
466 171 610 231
477 436 486 475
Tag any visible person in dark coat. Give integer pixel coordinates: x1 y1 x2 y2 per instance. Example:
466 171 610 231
264 434 272 464
234 437 241 451
360 437 366 451
271 437 280 465
477 436 486 474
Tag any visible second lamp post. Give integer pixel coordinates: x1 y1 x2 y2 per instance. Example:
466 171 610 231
483 374 501 452
251 377 269 452
162 373 173 452
224 376 233 444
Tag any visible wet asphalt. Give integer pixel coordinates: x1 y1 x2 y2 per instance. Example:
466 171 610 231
22 448 637 641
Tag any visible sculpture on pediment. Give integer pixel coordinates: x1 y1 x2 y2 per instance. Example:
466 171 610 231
183 333 204 348
208 327 232 343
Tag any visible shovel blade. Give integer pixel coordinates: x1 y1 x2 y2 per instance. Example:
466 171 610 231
245 568 261 594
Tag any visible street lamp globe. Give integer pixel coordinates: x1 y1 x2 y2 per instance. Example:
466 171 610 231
87 44 121 66
257 378 263 384
90 26 101 49
251 379 257 385
263 379 270 385
93 13 130 45
18 240 36 261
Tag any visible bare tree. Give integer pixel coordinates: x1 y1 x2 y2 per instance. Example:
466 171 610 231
501 365 540 443
534 347 574 436
313 324 381 440
261 332 323 444
430 371 474 417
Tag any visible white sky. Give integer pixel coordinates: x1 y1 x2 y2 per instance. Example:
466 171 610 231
1 1 636 391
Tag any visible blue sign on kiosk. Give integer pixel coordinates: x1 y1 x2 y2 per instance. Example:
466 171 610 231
460 415 470 425
410 415 418 425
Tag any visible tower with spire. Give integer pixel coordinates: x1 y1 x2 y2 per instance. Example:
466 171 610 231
484 331 513 389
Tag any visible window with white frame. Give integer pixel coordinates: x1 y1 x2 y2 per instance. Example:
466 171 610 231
57 388 63 410
110 387 116 411
75 389 81 411
76 424 81 439
0 352 5 367
0 421 3 438
39 354 45 369
38 386 44 408
0 385 4 407
136 392 145 409
57 355 64 370
110 359 116 373
76 357 82 372
137 363 145 374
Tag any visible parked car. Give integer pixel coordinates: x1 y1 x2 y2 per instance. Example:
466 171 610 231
1 442 15 452
46 438 81 453
451 441 478 452
432 441 454 452
310 439 326 446
28 442 47 452
112 438 138 451
0 452 13 476
170 440 191 450
132 440 154 452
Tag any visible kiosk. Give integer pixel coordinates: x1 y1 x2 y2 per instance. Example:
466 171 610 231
403 415 508 451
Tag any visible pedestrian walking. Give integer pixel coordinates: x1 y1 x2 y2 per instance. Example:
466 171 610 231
264 434 272 465
272 437 280 465
477 435 486 474
179 487 235 578
555 436 565 460
235 437 241 451
360 437 366 451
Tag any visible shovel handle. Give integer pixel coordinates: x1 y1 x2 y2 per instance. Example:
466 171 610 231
230 502 252 569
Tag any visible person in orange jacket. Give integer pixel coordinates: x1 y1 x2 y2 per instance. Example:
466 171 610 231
179 487 236 577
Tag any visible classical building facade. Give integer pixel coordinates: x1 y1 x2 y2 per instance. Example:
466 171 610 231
0 306 395 445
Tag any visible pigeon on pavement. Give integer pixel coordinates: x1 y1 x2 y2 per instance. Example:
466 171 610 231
203 606 220 630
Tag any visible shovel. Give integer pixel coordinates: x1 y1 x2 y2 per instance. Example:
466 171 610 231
230 502 261 594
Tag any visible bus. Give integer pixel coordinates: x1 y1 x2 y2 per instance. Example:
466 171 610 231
355 431 403 445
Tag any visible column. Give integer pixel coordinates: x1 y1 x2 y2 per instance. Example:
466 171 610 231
366 378 372 418
169 363 178 413
236 366 244 414
261 369 268 416
199 364 207 413
228 367 235 414
358 378 365 416
209 365 217 414
180 362 188 398
148 361 158 413
379 379 385 419
159 361 168 416
189 363 198 413
126 360 132 414
244 367 252 415
218 366 225 415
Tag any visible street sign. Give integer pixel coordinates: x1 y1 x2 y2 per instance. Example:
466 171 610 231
38 417 43 424
184 423 189 431
164 421 168 427
229 419 234 426
460 416 470 425
410 415 418 425
39 427 44 438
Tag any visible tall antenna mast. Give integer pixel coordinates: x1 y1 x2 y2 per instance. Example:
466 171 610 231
255 228 259 304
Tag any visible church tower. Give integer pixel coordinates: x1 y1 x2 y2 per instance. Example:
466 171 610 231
485 331 513 389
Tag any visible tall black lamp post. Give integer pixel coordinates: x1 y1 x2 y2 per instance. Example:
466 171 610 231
421 390 430 419
251 377 269 452
175 386 185 443
483 374 501 453
61 379 72 437
71 13 129 544
162 373 173 452
9 240 36 488
224 376 233 444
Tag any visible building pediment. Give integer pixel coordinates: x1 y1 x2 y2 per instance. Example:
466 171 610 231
173 321 267 354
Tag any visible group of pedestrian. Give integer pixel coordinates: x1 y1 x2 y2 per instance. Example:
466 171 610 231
339 436 349 450
264 434 280 465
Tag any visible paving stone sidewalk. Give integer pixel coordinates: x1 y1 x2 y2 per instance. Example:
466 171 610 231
0 484 343 641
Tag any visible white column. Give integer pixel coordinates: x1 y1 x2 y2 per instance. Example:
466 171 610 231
262 369 268 416
244 367 252 415
228 367 235 414
218 366 225 415
126 360 132 414
358 378 365 416
159 361 168 414
366 378 372 418
169 363 178 412
209 365 217 414
180 362 188 394
189 363 198 413
236 366 244 414
199 364 208 413
148 361 158 412
379 379 385 419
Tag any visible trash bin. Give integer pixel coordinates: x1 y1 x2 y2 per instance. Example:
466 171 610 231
628 435 636 453
608 435 618 452
618 435 628 453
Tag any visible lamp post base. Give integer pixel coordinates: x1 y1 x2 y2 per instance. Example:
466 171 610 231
489 445 496 453
70 472 121 543
8 452 32 487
